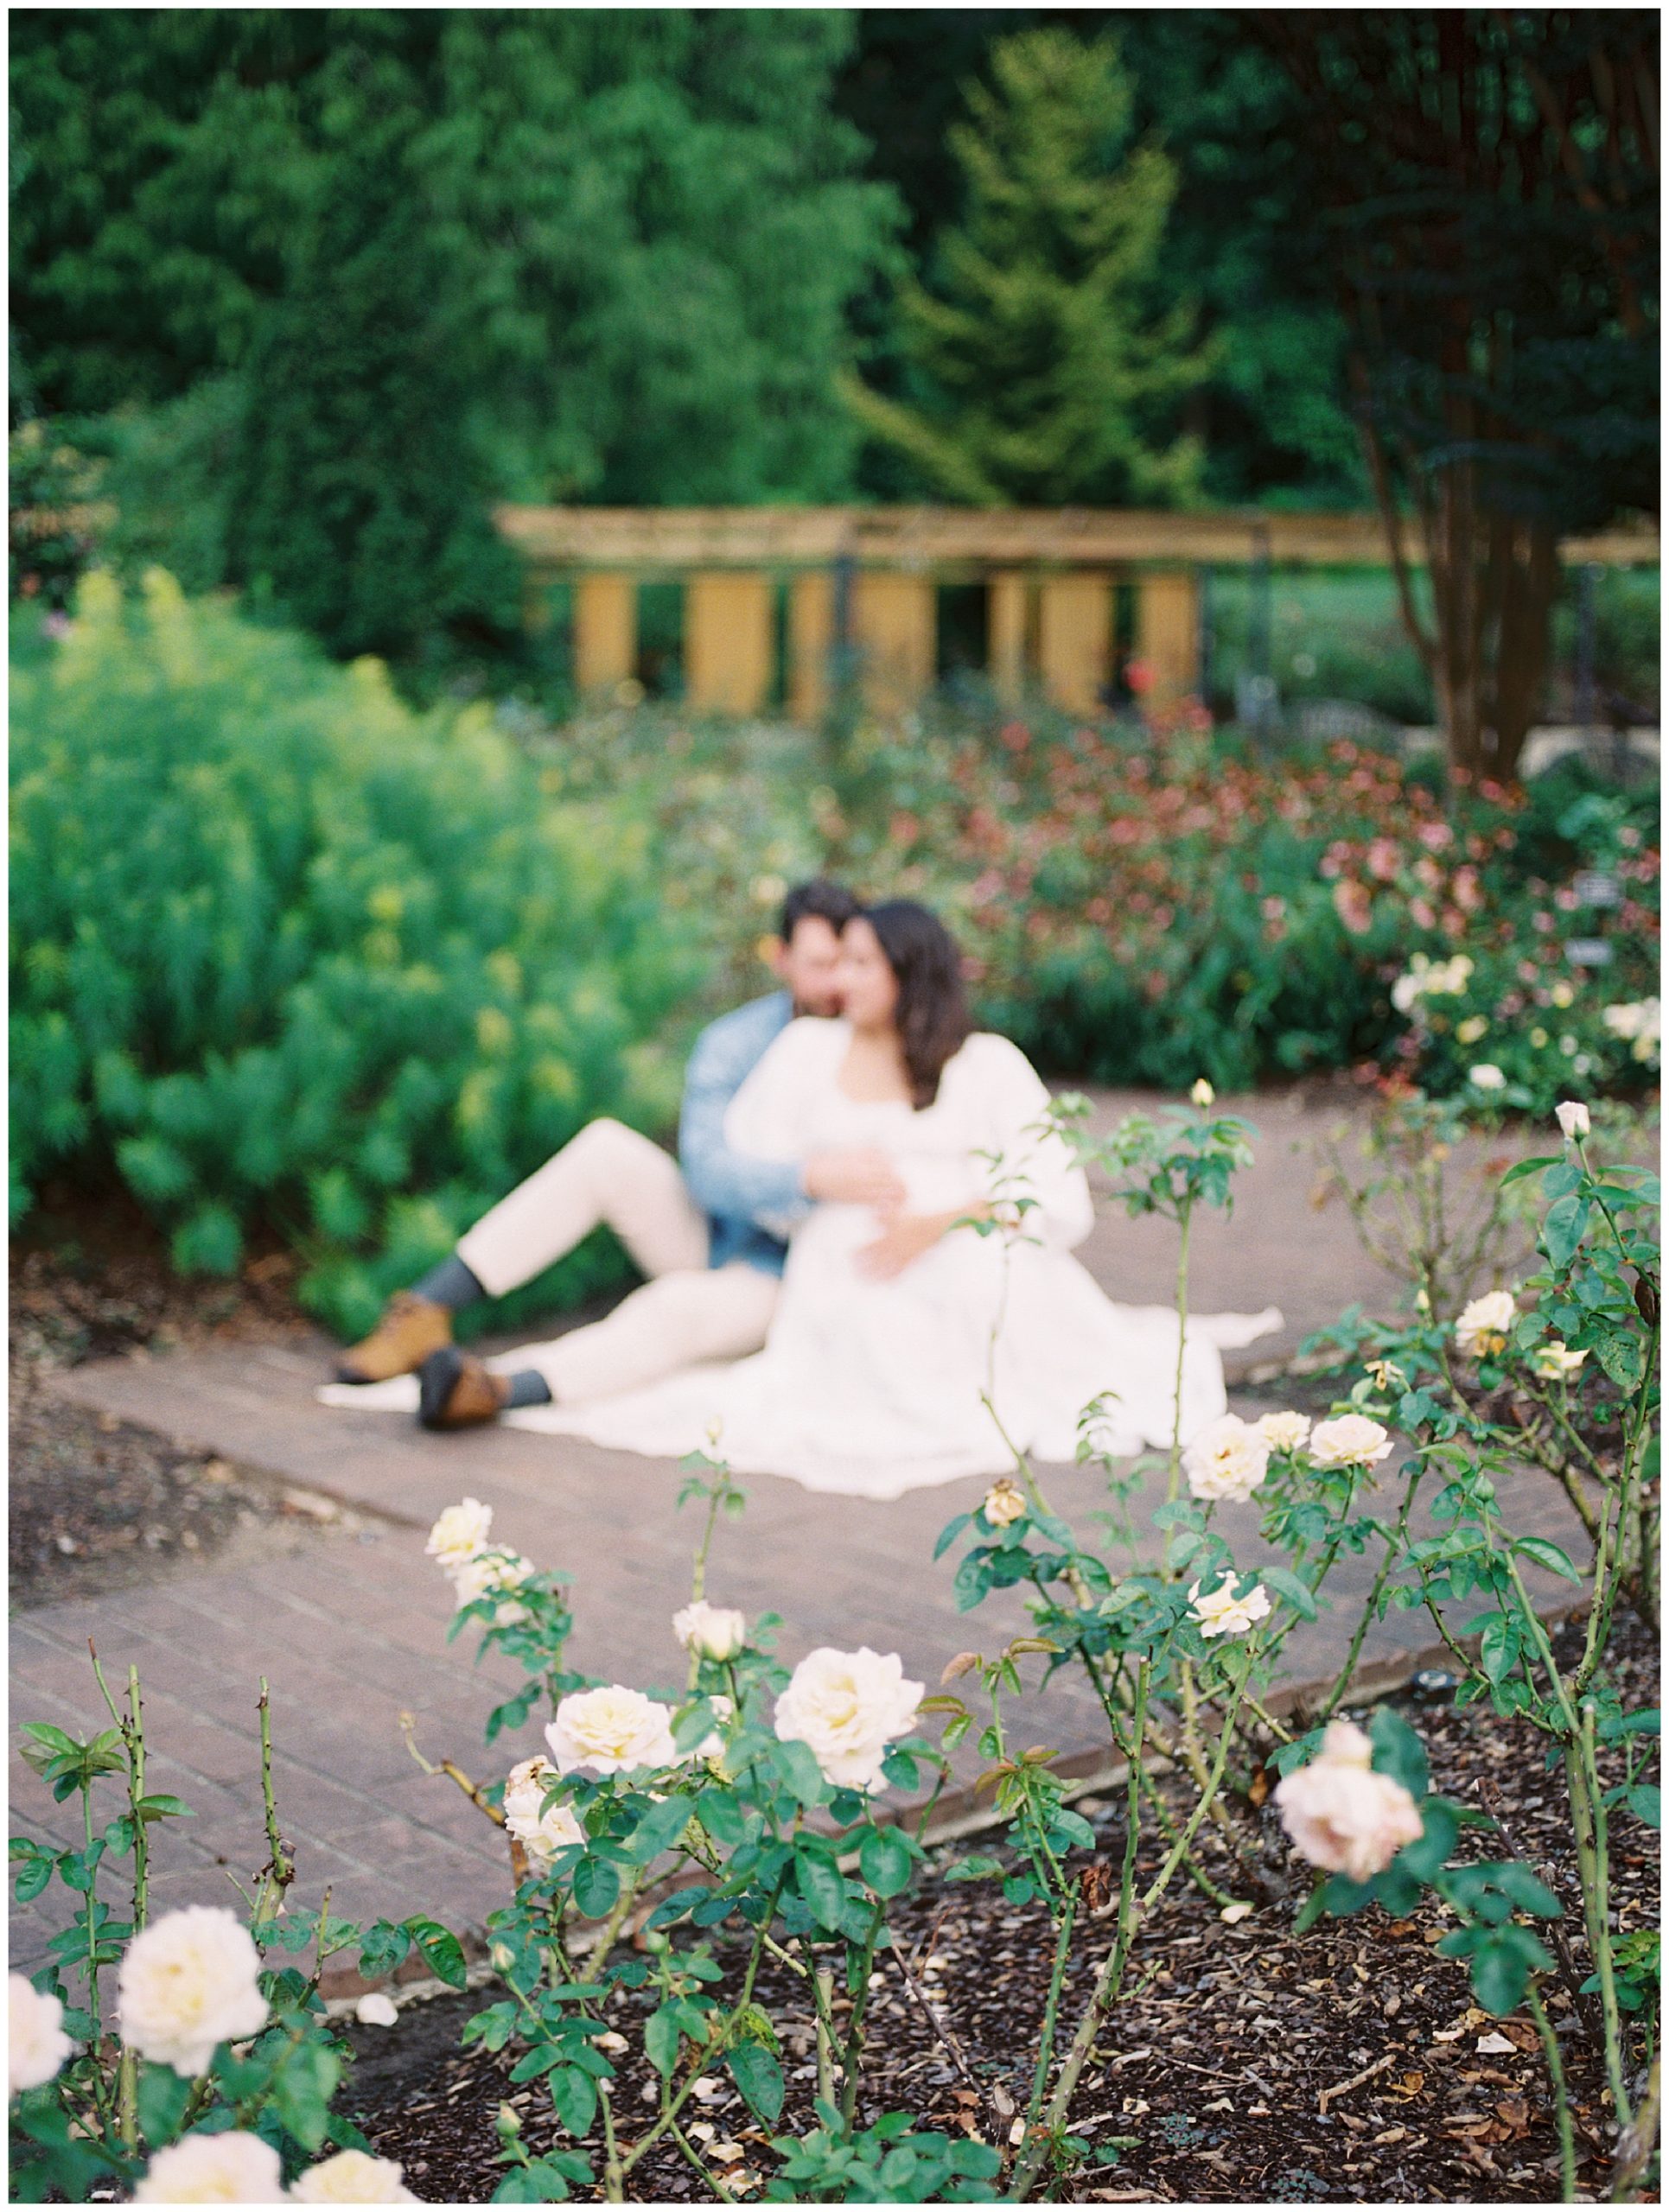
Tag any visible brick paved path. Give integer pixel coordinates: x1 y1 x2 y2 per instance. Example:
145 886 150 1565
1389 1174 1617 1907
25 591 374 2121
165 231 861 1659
10 1089 1582 1969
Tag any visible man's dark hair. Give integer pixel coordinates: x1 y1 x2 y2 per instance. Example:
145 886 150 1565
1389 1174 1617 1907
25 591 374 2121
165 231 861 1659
780 878 861 942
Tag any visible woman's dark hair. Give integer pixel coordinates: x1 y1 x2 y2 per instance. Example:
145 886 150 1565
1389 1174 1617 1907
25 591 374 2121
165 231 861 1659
859 899 973 1109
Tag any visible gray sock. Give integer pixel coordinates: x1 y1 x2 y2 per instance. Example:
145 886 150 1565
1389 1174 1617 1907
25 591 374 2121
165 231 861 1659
504 1370 553 1409
411 1253 486 1310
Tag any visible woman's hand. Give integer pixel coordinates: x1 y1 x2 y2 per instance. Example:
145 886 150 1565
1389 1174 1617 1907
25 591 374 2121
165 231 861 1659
856 1208 958 1281
803 1147 906 1209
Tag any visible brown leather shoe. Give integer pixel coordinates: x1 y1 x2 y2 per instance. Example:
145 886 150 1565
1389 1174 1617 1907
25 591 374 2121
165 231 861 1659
335 1293 454 1384
417 1347 511 1431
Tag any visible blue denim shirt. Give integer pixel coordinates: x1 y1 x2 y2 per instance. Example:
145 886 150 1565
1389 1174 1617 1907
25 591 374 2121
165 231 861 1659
678 992 810 1276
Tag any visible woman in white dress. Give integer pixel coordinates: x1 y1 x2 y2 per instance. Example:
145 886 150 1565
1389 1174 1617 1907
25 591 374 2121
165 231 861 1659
517 901 1277 1498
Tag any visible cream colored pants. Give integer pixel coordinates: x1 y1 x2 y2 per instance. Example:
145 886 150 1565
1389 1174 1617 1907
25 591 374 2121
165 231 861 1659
455 1119 780 1405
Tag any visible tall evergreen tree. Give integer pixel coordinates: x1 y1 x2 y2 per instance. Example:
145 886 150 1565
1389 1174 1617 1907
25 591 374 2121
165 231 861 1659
843 28 1211 505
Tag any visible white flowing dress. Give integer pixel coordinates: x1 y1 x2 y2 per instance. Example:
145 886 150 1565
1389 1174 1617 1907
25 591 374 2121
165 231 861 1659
502 1020 1279 1497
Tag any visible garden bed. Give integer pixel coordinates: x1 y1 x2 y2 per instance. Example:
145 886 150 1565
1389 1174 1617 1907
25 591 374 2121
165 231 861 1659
8 1208 359 1607
344 1611 1657 2204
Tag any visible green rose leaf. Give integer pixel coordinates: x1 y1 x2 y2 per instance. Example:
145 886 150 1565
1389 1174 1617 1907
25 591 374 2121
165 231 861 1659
405 1916 467 1989
794 1846 848 1930
571 1855 620 1920
550 2064 597 2139
727 2041 785 2126
1541 1194 1590 1272
857 1825 914 1900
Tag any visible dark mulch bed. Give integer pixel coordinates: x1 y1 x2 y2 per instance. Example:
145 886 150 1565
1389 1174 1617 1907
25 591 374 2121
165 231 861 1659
9 1201 337 1607
345 1612 1658 2204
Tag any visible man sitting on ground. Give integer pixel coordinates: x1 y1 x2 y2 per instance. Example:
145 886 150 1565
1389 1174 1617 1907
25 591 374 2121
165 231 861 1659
334 878 905 1428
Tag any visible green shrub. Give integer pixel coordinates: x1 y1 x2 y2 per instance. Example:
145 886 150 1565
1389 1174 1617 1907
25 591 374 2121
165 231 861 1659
10 573 698 1333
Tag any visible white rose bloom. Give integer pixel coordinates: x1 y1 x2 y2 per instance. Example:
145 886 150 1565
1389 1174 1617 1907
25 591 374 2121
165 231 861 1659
424 1497 494 1572
1308 1414 1395 1471
502 1756 585 1866
134 2130 284 2202
1188 1575 1272 1639
672 1599 748 1662
1391 969 1423 1015
449 1548 534 1624
1273 1719 1424 1882
981 1478 1027 1528
1182 1414 1271 1503
1555 1100 1591 1140
10 1974 72 2094
1455 1288 1516 1360
1603 1000 1659 1046
1190 1077 1215 1108
1254 1410 1311 1454
117 1906 267 2077
774 1647 924 1791
291 2149 417 2202
1533 1340 1588 1381
1468 1063 1507 1092
545 1686 678 1777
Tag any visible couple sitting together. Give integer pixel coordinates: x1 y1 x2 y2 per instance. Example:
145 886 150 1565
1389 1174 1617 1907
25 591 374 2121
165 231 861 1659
322 880 1277 1499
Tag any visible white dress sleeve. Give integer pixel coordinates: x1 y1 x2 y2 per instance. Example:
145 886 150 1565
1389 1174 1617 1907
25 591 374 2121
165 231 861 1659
958 1033 1095 1252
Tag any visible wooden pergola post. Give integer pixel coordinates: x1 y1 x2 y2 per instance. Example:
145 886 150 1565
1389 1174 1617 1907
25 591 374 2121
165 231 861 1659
852 571 935 717
788 571 836 726
1037 573 1112 717
1135 569 1202 703
573 574 636 695
988 571 1029 703
685 572 773 715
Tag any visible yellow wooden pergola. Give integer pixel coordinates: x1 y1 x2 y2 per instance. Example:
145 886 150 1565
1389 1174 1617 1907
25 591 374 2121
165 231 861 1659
494 505 1657 722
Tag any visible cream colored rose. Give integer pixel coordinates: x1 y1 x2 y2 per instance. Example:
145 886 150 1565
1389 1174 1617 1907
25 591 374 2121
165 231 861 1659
9 1974 72 2095
981 1478 1027 1528
291 2149 417 2202
1273 1720 1424 1881
134 2129 284 2202
1455 1288 1516 1360
1188 1574 1271 1638
1309 1414 1395 1471
425 1497 494 1572
502 1756 585 1866
1182 1414 1271 1503
1603 1000 1660 1051
1254 1410 1311 1454
1190 1077 1215 1108
1456 1015 1488 1046
1555 1100 1591 1140
117 1905 267 2076
449 1548 533 1624
672 1600 748 1661
545 1686 678 1777
1468 1063 1507 1092
774 1647 924 1791
1533 1340 1588 1381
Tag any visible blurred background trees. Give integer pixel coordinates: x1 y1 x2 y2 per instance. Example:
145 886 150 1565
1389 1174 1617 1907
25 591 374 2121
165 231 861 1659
10 8 1658 730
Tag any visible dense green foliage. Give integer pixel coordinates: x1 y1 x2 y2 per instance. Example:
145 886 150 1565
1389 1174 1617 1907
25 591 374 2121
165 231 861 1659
10 576 697 1332
12 10 898 658
844 29 1210 505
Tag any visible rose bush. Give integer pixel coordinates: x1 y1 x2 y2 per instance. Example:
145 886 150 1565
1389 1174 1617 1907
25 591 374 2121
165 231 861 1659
9 1653 463 2202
